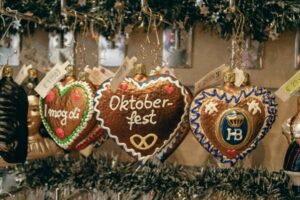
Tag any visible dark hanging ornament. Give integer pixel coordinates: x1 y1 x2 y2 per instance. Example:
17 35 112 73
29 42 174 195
0 66 28 163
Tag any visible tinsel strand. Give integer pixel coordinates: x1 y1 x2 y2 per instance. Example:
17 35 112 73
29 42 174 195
0 0 299 41
2 155 296 199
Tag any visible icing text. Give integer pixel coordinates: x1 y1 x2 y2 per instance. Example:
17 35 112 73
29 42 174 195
109 94 173 130
44 104 81 126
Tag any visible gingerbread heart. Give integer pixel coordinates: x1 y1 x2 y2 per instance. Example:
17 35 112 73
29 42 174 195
190 86 277 166
40 80 100 150
94 75 191 162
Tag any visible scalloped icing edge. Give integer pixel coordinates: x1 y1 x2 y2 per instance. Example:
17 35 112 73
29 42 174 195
189 87 277 166
156 115 190 161
94 75 190 163
39 81 94 149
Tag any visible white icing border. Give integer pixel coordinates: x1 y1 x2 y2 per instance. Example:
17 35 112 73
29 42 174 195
94 76 190 163
41 81 94 149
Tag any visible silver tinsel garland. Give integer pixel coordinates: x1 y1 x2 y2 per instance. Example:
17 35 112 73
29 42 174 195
0 155 295 199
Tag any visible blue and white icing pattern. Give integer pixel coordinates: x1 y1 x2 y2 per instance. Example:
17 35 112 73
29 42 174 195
189 87 277 166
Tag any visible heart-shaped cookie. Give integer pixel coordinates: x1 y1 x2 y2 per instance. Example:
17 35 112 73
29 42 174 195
94 75 191 162
190 86 277 166
40 80 101 150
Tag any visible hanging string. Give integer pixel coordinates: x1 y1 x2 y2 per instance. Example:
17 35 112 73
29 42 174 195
230 5 245 69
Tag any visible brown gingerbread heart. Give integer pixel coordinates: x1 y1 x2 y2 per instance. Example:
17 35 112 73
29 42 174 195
40 77 102 150
94 75 191 162
199 95 265 158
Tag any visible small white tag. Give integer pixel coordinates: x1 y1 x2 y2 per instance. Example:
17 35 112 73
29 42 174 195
34 61 69 98
14 64 33 85
275 70 300 102
194 64 229 94
233 68 245 87
99 65 115 77
111 56 137 92
85 65 115 85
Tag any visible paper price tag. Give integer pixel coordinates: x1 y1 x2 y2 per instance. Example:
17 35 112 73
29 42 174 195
34 62 69 98
234 67 245 87
99 65 115 77
194 64 229 94
14 64 33 85
85 65 115 85
275 70 300 102
111 56 137 92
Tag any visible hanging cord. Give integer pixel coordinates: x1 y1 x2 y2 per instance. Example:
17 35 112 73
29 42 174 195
230 6 245 70
140 0 165 45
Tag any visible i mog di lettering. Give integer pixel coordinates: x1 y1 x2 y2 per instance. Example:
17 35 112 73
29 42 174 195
109 94 174 130
44 104 81 126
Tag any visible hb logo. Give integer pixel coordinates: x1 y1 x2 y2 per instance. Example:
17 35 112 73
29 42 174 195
226 128 243 141
225 111 245 142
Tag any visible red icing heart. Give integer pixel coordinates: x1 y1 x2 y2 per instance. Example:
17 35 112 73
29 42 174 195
72 93 81 101
119 83 128 91
165 86 174 94
56 128 65 139
227 149 237 157
46 91 55 102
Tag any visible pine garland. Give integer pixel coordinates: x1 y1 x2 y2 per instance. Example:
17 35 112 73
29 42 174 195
1 0 300 41
4 155 296 199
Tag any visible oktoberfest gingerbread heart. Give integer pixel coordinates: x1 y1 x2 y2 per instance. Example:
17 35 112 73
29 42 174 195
189 71 277 166
40 69 104 150
94 65 191 162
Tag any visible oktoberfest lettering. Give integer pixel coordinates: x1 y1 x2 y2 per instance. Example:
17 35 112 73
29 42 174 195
109 94 173 130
